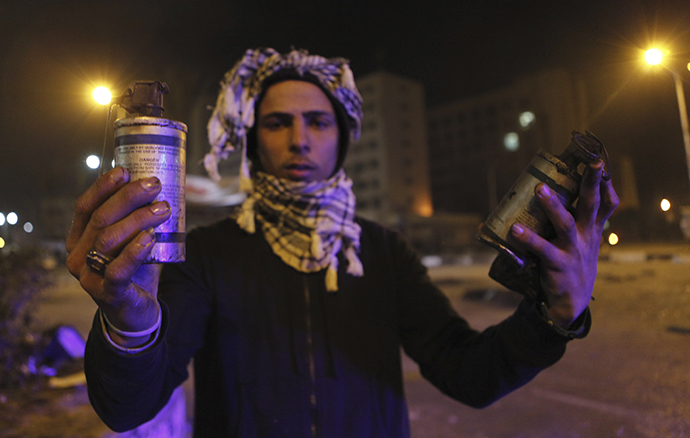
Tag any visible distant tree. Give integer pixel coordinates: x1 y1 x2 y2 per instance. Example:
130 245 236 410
0 249 53 392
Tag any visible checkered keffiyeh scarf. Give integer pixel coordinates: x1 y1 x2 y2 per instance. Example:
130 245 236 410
205 47 363 185
236 169 363 292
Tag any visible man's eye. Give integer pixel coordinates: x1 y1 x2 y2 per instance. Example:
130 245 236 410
263 119 287 130
311 118 332 129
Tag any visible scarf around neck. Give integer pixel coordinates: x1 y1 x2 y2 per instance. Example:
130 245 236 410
236 169 363 291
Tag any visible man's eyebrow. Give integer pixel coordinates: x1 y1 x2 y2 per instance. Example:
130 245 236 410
259 111 293 119
260 110 334 119
303 110 335 118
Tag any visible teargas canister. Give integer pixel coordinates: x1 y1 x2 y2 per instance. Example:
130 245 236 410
114 116 187 263
477 150 581 267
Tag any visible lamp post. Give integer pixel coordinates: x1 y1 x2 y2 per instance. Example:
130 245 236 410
645 49 690 189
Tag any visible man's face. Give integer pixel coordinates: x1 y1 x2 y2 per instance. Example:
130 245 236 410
256 80 339 182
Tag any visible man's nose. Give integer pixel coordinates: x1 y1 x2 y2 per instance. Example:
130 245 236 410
289 120 310 153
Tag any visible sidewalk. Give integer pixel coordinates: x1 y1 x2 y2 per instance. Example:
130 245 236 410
599 241 690 263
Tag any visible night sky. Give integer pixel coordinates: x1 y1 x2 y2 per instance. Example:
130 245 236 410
2 0 690 229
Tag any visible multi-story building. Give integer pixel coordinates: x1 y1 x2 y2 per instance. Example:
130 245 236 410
345 71 433 224
427 69 588 217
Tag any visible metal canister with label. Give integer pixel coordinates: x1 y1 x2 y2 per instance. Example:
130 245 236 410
108 81 187 263
477 130 609 299
114 116 187 263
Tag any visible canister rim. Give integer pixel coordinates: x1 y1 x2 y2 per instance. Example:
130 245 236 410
114 116 188 133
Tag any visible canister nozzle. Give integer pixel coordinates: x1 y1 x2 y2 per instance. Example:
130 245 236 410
558 130 610 179
112 81 169 117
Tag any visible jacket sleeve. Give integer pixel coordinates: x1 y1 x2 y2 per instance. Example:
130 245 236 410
392 232 589 408
84 229 213 432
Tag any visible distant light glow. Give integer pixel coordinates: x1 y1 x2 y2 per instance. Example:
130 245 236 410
0 213 5 226
7 212 17 225
23 222 33 233
645 48 664 66
86 155 101 169
93 87 112 105
504 132 519 151
421 255 443 268
608 233 619 246
0 238 4 249
661 199 671 212
519 111 535 128
415 199 433 217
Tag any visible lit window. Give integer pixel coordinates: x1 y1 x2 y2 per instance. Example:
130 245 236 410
519 111 536 128
504 132 519 151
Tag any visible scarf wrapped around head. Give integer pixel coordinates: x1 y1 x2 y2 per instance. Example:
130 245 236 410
205 47 364 187
237 169 363 292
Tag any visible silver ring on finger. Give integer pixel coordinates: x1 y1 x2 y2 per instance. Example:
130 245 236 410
86 248 113 275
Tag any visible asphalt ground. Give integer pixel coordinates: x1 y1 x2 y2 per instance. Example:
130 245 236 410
21 241 690 437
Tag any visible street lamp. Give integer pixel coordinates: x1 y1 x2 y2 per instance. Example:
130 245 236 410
645 48 690 189
92 86 114 176
86 155 101 170
7 212 18 225
93 87 112 106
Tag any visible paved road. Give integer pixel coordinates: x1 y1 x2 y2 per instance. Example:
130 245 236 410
405 250 690 437
35 243 690 437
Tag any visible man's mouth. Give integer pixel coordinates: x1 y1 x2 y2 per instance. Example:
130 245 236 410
285 162 315 171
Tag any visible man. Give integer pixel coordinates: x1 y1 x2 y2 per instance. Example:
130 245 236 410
66 48 618 437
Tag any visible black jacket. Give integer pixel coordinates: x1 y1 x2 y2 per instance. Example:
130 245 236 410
85 217 584 437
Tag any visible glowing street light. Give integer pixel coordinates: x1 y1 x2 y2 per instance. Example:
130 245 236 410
0 213 5 226
644 48 664 66
93 87 112 105
661 198 671 212
86 155 101 170
608 232 619 246
7 212 18 225
644 48 690 189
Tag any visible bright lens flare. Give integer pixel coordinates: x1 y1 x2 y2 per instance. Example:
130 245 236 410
645 48 664 66
93 87 112 105
661 199 671 212
608 233 619 246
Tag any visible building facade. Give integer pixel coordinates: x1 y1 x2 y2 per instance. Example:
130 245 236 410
427 69 588 217
345 71 433 224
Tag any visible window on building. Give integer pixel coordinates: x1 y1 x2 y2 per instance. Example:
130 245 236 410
352 162 365 175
